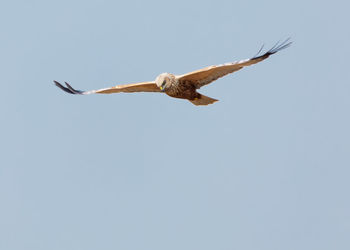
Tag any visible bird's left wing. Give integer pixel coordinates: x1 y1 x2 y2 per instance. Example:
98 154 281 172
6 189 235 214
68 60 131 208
54 81 161 95
177 39 292 89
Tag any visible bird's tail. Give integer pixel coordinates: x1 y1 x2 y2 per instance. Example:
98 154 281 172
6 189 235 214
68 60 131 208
189 94 218 106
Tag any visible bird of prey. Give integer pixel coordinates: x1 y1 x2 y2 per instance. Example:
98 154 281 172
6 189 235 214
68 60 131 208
54 39 291 106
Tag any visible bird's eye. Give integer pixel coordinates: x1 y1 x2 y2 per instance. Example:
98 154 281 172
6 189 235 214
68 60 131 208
162 80 166 86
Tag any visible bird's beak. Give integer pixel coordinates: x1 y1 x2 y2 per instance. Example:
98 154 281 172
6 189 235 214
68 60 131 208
160 86 164 91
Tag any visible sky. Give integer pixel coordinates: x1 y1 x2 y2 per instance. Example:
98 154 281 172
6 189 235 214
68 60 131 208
0 0 349 249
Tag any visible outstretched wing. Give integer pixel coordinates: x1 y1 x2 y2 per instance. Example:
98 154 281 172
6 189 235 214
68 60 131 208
177 39 292 89
54 81 161 95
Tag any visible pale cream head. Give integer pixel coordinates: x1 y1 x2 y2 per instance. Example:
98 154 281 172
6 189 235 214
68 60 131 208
155 73 173 91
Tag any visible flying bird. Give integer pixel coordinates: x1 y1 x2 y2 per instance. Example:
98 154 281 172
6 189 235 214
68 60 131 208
54 39 291 106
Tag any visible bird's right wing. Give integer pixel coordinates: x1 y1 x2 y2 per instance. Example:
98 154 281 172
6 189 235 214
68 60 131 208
54 81 161 95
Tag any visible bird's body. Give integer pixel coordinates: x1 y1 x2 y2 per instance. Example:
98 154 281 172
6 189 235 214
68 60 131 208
157 73 199 100
54 39 291 106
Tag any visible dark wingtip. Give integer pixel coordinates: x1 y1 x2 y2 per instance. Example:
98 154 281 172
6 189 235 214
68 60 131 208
253 38 292 59
54 80 75 94
267 37 292 55
53 81 85 95
64 82 84 94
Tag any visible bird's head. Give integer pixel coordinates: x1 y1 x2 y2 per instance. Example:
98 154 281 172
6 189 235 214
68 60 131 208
155 73 173 92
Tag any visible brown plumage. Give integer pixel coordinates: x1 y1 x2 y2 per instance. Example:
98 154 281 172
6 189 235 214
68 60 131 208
54 39 291 106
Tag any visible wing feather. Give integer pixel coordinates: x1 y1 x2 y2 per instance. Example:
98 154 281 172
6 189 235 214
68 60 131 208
54 81 161 95
177 39 292 88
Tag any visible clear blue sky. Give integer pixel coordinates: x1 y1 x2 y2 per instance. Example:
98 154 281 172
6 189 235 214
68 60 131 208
1 0 349 249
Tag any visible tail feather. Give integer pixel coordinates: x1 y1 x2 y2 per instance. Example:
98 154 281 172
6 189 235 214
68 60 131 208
189 94 218 106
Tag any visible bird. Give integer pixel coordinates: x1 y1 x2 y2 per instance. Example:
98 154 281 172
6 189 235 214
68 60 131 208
54 39 291 106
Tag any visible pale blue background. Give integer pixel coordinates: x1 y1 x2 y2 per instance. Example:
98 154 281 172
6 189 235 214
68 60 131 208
1 0 349 249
